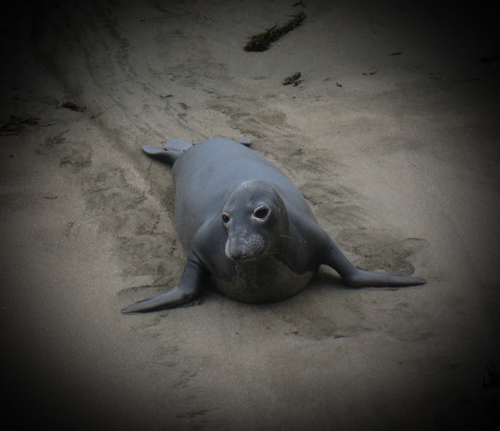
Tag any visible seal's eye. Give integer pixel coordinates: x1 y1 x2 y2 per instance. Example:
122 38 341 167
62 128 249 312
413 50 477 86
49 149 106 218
253 206 270 219
222 213 230 224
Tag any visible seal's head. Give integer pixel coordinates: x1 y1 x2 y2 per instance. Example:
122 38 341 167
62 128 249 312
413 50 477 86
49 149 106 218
221 180 288 262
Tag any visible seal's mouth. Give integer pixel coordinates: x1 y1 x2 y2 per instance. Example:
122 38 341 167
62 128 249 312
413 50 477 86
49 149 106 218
225 245 260 262
227 253 258 262
225 234 266 261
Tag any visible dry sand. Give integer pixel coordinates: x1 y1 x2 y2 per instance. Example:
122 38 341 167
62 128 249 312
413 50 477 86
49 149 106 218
1 0 499 430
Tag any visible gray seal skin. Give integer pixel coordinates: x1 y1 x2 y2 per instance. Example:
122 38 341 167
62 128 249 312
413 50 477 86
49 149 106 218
122 136 425 313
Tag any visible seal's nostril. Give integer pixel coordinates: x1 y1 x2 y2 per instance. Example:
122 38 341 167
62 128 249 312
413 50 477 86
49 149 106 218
232 253 248 261
225 233 266 262
226 246 247 261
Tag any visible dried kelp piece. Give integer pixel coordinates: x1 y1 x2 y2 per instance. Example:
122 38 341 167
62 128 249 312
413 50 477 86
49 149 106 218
0 114 40 135
480 56 500 64
283 72 303 86
483 362 500 389
244 11 306 52
62 102 87 112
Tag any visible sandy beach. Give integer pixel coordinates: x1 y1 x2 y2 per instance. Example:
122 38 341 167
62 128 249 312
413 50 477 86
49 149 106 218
1 0 499 429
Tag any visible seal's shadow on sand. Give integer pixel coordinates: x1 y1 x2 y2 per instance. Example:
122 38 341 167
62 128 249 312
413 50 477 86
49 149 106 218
116 232 429 342
116 266 415 341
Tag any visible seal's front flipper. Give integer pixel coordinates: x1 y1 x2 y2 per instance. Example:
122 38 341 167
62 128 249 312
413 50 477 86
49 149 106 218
121 285 198 313
237 137 252 146
143 139 193 166
344 268 426 287
208 136 251 146
322 239 426 288
121 257 205 313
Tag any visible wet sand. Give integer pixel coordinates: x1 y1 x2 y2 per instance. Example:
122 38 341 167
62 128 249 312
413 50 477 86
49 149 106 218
1 1 499 429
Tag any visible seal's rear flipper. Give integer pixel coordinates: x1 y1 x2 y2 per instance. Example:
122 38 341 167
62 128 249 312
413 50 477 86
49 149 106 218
161 139 193 151
143 146 173 163
143 139 193 165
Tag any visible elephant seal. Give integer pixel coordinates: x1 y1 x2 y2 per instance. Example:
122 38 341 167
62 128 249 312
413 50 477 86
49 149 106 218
122 136 425 313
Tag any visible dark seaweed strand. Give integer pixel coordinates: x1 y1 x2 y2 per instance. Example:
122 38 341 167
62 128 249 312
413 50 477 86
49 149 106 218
244 11 306 52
